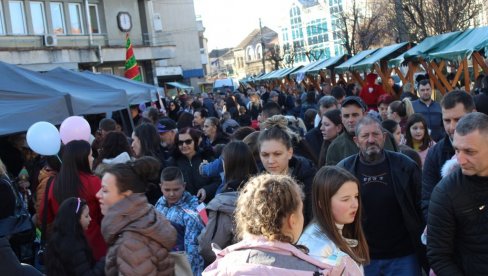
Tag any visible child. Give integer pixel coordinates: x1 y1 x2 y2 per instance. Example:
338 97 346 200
404 114 436 166
46 197 104 276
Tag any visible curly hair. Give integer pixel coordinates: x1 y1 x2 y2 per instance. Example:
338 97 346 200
235 174 304 243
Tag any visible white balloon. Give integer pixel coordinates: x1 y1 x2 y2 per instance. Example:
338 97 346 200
26 122 61 156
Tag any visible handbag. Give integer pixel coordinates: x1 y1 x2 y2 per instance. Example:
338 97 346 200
0 175 34 237
170 251 192 276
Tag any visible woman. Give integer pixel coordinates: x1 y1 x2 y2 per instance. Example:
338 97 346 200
202 117 230 148
40 140 106 260
170 127 220 203
131 123 165 204
46 197 104 276
92 131 132 177
198 141 258 264
318 109 343 167
258 115 317 224
96 156 176 275
381 119 402 146
387 98 414 135
298 166 369 275
167 100 180 122
404 114 435 166
203 174 343 275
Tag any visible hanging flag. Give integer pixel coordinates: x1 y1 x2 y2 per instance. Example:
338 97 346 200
124 33 142 81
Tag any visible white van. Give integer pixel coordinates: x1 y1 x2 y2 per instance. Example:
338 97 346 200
213 78 240 92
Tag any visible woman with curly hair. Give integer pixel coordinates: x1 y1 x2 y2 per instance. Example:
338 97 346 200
203 174 343 275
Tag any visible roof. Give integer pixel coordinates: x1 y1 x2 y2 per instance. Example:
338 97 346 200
290 58 326 77
427 26 488 61
388 31 462 67
335 49 377 73
308 54 348 73
235 26 278 49
208 48 232 58
349 42 410 72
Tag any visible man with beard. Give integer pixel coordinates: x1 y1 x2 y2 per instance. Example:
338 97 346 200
412 80 444 142
338 116 427 275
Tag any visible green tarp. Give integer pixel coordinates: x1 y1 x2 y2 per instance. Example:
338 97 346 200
273 66 302 79
388 31 461 67
308 54 348 74
349 42 410 72
427 26 488 61
335 49 377 73
290 58 326 77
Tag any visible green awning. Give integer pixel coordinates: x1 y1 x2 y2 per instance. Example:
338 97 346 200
259 68 284 80
349 42 410 72
388 31 462 67
335 49 377 73
166 82 194 90
308 54 348 74
273 66 303 79
427 26 488 61
290 58 326 77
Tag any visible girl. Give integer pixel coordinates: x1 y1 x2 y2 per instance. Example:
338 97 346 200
258 115 316 224
298 166 369 275
404 114 435 166
387 98 414 135
203 174 342 275
381 119 402 146
198 141 258 264
40 140 106 260
97 156 176 275
92 131 132 177
46 197 104 276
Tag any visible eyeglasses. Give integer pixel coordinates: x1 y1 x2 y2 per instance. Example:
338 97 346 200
177 139 193 146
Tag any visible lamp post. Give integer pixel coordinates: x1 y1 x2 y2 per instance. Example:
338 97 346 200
259 18 266 74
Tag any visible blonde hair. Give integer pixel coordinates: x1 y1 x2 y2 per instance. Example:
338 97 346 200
235 174 304 243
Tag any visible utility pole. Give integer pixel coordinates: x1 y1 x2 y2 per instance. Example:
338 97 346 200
259 18 266 74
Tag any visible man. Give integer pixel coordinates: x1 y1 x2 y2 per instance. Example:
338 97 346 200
427 112 488 275
192 108 207 131
421 90 475 219
157 118 178 161
325 96 397 165
306 96 339 157
411 80 444 141
338 117 426 275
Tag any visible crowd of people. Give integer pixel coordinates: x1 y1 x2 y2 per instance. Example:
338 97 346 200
0 72 488 275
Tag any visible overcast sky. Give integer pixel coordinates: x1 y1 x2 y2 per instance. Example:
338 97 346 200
194 0 294 51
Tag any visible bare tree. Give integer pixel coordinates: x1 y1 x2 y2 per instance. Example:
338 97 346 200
401 0 481 40
336 0 394 54
266 44 284 70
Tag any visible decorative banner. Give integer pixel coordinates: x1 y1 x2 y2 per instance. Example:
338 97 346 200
26 121 61 156
59 116 91 144
124 32 142 81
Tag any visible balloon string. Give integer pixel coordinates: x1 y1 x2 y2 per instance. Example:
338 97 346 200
56 154 62 164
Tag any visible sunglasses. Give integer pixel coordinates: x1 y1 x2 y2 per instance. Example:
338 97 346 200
178 139 193 146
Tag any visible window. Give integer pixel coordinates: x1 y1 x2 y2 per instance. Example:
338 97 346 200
30 2 46 34
9 1 26 34
89 4 100 33
68 3 83 34
50 2 65 34
246 46 255 61
256 44 262 60
0 5 5 34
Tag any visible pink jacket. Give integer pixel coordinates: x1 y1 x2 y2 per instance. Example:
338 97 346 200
203 235 350 276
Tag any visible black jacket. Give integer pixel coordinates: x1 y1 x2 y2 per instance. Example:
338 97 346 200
289 155 316 225
421 135 454 220
47 240 105 276
338 151 427 270
168 152 220 203
304 126 323 164
0 237 41 276
427 170 488 276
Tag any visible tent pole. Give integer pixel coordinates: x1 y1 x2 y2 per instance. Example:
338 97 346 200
127 107 135 132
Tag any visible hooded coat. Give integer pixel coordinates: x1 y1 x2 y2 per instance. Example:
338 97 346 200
102 193 176 276
359 73 386 110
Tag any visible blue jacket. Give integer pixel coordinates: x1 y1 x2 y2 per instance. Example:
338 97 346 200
155 192 205 276
411 100 444 142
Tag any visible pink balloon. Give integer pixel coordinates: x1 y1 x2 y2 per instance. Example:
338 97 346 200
59 116 91 144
